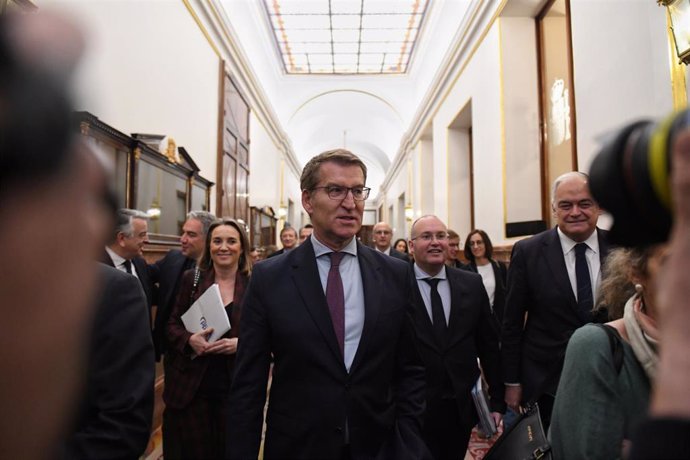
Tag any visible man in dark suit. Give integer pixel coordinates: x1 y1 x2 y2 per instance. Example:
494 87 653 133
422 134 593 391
501 171 610 429
373 221 410 262
267 225 298 258
103 208 155 318
62 263 155 459
408 215 504 459
227 149 429 460
149 210 216 360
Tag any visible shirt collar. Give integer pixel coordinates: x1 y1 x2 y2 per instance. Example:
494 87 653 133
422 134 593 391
311 234 358 259
414 263 447 280
105 246 127 267
557 227 600 255
375 246 391 255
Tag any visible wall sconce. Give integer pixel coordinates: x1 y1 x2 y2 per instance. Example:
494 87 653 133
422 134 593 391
277 204 288 218
404 205 414 222
660 0 690 64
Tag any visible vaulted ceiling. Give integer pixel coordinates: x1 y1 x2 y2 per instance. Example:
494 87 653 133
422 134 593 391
218 0 474 197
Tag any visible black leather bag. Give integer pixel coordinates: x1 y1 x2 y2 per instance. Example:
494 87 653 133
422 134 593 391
483 403 552 460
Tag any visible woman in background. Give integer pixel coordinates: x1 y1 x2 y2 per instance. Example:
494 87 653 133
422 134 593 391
163 219 251 459
463 229 507 327
394 238 409 255
548 246 663 459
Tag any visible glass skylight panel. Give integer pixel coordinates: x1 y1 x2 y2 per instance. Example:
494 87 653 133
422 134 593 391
362 14 410 29
333 42 359 53
330 0 362 14
332 29 360 42
291 42 333 54
263 0 429 74
331 15 361 29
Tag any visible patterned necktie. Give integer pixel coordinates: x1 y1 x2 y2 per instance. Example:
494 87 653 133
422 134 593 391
574 243 593 317
423 278 447 346
122 260 132 274
326 252 345 357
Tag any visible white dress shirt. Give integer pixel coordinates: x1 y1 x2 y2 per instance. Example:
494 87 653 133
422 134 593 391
413 263 451 325
557 228 601 302
105 246 139 279
311 235 365 372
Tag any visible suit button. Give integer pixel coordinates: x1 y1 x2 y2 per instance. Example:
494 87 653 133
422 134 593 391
334 426 343 433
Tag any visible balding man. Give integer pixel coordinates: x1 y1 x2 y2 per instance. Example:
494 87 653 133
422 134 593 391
373 221 409 262
408 215 503 459
501 172 611 430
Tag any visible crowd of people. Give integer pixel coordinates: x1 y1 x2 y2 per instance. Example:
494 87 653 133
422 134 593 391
4 11 690 460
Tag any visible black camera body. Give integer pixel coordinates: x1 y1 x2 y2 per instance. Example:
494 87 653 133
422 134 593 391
589 109 689 247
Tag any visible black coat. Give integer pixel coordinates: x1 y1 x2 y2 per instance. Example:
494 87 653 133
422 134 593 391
62 264 154 459
501 228 610 401
226 239 429 460
148 249 195 359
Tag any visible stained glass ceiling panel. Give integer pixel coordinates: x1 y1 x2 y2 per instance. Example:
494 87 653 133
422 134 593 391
262 0 430 75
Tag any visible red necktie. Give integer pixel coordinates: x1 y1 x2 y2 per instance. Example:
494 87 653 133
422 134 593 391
327 252 345 357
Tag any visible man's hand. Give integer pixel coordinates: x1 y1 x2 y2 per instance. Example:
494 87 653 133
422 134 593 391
505 384 522 412
188 328 213 355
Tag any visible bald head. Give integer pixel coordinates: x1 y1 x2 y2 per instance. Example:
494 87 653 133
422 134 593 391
373 221 393 251
551 172 601 242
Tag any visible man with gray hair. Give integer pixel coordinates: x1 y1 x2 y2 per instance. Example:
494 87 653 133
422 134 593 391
103 208 154 316
150 210 216 360
501 171 611 430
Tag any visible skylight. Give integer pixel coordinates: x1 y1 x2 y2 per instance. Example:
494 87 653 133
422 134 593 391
262 0 430 75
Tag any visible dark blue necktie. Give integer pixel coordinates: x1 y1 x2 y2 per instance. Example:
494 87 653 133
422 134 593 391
122 260 132 274
575 243 593 317
423 278 447 347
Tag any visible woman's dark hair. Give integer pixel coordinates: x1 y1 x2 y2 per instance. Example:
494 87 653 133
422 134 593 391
463 229 494 262
393 238 408 254
199 219 251 276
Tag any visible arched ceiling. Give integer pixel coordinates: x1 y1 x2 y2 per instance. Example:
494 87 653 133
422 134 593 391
287 90 403 196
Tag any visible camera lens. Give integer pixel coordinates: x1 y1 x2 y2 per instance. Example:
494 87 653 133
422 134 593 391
589 109 690 247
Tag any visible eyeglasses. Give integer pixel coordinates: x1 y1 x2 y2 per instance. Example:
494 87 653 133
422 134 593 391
312 185 371 201
411 232 449 242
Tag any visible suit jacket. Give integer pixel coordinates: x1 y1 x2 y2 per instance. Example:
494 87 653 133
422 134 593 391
148 250 195 359
266 247 289 259
501 227 610 401
226 239 429 460
410 267 505 420
163 267 247 409
62 264 154 459
390 247 411 263
101 249 155 321
466 259 508 328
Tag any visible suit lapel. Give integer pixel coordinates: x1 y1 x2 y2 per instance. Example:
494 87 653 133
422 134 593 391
446 269 470 349
289 241 344 366
349 245 382 373
542 228 578 310
409 269 438 352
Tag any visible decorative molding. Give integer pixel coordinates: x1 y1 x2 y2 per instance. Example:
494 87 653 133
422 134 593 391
186 0 302 178
380 0 508 192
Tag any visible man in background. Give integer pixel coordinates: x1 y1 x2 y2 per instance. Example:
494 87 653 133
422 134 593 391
299 223 314 244
103 208 155 318
149 210 216 360
373 221 409 262
267 226 298 258
501 172 610 429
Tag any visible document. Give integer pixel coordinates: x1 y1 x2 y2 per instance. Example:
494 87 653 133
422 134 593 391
472 376 497 437
181 284 230 343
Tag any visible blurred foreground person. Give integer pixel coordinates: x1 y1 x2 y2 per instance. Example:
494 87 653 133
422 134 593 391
0 12 117 460
629 127 690 459
549 246 664 459
164 219 251 459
